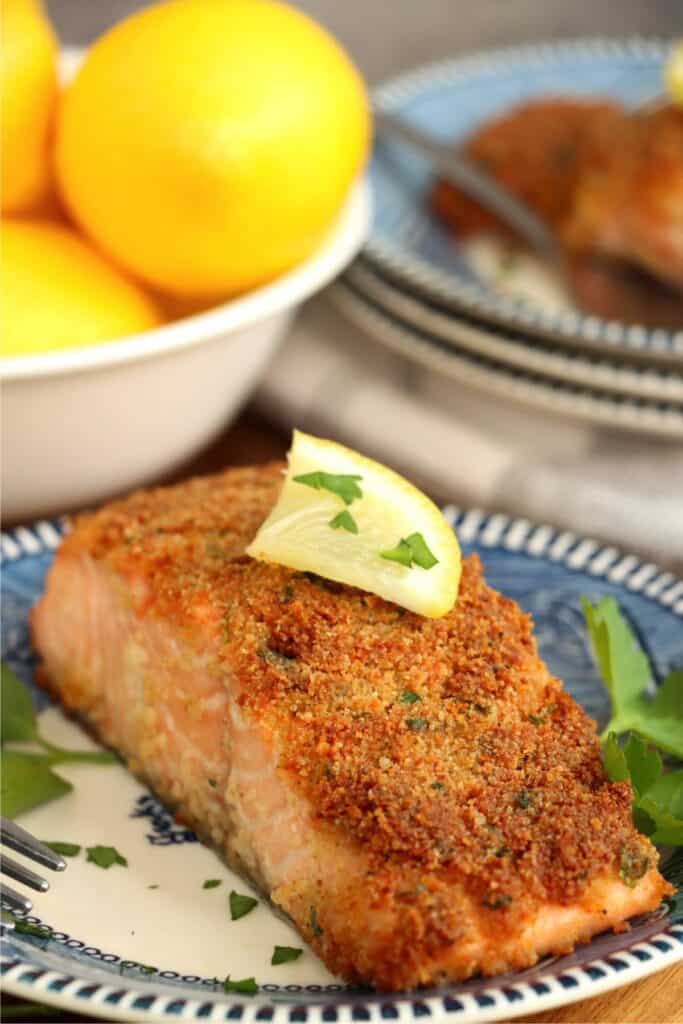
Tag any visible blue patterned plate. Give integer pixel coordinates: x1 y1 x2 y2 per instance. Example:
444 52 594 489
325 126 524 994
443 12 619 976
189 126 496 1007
1 515 682 1022
367 38 683 360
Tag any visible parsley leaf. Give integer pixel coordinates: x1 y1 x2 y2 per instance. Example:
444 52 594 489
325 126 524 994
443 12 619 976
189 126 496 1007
43 841 81 857
223 976 258 995
1 664 39 744
380 538 413 567
329 510 358 534
13 920 53 939
404 533 438 570
380 533 438 570
271 945 303 965
1 751 72 819
86 845 127 869
582 600 683 757
229 890 258 920
293 471 363 506
203 879 222 889
406 717 429 731
602 732 683 849
309 906 323 937
1 660 115 824
622 734 662 798
400 691 421 704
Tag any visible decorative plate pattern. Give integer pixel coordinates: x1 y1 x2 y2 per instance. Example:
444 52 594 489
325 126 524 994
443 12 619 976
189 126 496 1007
345 259 683 403
367 38 683 359
1 516 682 1023
329 279 683 438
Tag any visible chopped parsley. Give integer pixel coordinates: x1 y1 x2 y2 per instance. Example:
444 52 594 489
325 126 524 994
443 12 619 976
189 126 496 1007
380 533 438 570
293 471 363 506
619 843 650 888
309 906 323 937
400 691 421 704
271 945 303 965
527 706 553 726
406 718 429 731
223 976 258 995
329 510 358 534
229 890 258 920
515 789 533 809
43 841 81 857
13 920 52 938
85 845 127 869
203 879 222 889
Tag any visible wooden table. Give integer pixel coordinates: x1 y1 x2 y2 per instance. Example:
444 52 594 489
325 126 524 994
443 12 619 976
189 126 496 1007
4 410 681 1024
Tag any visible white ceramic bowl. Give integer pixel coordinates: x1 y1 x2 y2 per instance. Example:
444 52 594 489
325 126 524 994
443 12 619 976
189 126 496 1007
1 178 370 522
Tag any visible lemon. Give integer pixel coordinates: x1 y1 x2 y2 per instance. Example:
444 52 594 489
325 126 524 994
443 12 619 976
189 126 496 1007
1 0 58 214
665 40 683 106
1 220 164 357
247 431 461 618
56 0 370 298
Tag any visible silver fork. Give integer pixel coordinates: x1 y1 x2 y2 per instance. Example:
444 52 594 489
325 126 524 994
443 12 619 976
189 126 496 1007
0 817 66 915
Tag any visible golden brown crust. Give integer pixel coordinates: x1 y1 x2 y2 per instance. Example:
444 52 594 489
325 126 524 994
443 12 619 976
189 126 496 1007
429 98 622 239
60 463 663 947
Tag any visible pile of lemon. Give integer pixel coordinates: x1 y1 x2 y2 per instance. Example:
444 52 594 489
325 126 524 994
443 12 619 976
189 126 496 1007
2 0 369 357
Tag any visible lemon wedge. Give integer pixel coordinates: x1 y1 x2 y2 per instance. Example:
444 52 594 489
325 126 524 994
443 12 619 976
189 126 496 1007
665 40 683 106
246 431 461 617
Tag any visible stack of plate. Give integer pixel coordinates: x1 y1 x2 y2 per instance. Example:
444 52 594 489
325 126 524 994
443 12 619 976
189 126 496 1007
331 38 683 438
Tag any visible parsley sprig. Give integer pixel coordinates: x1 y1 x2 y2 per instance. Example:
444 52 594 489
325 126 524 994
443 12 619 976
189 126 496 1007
293 471 363 506
1 664 116 819
380 533 438 570
582 598 683 757
582 597 683 846
329 510 358 534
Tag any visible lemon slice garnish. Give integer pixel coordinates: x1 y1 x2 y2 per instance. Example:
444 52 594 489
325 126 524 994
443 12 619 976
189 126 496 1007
246 431 461 617
665 40 683 106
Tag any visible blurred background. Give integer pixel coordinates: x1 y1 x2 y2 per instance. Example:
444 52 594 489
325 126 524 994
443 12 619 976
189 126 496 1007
45 0 683 79
4 0 683 572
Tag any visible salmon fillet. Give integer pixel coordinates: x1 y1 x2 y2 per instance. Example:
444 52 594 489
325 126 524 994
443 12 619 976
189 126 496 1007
31 464 671 991
429 98 622 239
429 98 683 302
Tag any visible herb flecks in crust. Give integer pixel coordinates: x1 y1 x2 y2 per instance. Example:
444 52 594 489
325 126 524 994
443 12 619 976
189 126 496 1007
60 463 670 984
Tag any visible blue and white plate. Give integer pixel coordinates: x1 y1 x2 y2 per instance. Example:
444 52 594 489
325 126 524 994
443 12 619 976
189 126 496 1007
330 279 683 439
344 259 683 403
367 38 683 360
1 517 682 1023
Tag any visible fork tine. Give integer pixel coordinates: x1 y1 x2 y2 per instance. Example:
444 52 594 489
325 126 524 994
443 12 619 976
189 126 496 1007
0 854 49 893
0 883 32 915
1 818 66 871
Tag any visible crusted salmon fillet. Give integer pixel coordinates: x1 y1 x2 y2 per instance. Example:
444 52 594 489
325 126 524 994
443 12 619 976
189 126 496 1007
31 464 671 991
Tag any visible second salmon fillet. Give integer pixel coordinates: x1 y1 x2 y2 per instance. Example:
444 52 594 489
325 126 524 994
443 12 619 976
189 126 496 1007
31 464 670 991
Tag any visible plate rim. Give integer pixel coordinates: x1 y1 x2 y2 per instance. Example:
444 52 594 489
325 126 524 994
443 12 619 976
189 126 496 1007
1 512 682 1023
345 259 683 402
367 36 683 356
329 279 683 439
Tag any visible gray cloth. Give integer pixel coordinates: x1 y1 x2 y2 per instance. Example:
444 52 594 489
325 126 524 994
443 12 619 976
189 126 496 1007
256 298 683 573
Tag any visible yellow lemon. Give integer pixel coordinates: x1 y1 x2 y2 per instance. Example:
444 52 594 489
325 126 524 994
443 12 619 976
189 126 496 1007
247 431 462 618
56 0 370 298
666 40 683 106
1 0 58 214
1 220 164 357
